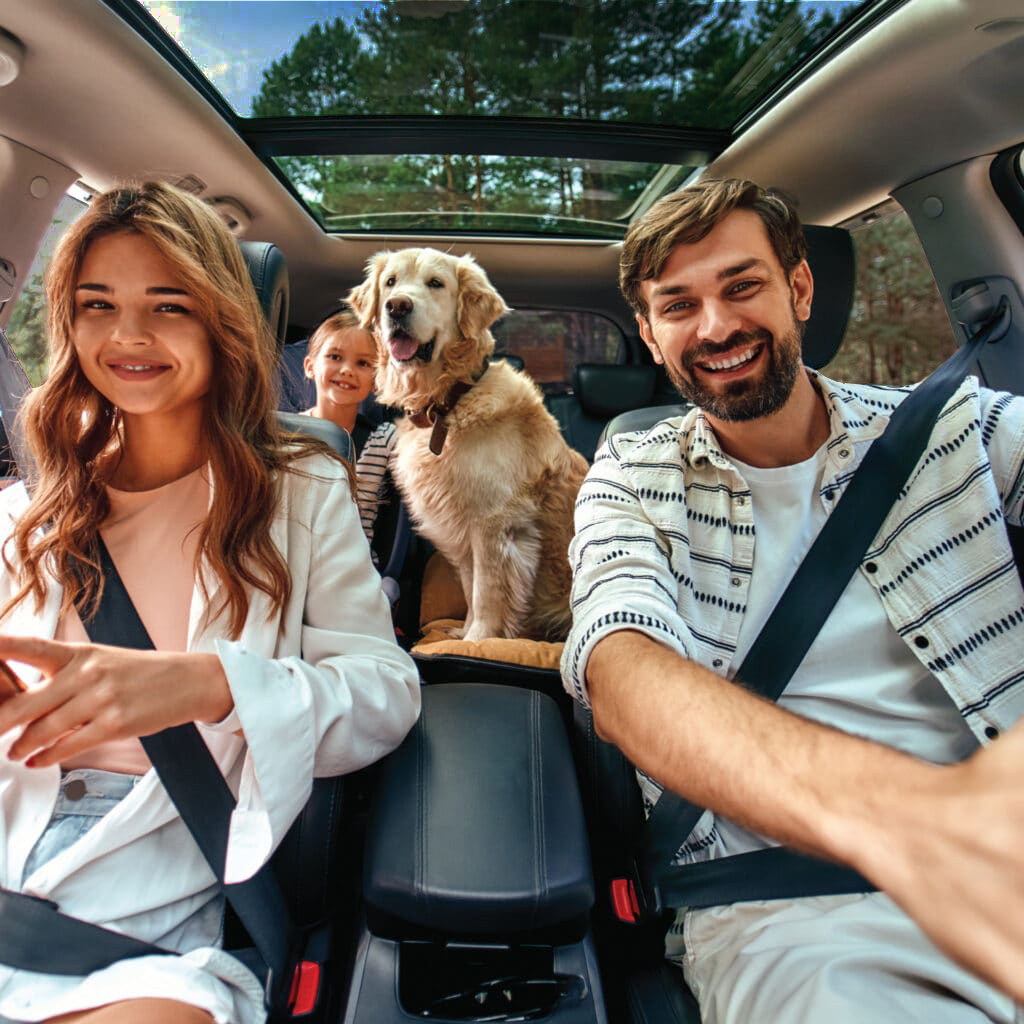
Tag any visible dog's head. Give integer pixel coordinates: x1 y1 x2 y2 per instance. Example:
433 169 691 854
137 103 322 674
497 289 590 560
347 248 510 408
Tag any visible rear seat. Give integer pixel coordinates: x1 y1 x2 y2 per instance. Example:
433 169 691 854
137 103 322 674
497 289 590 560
546 362 657 462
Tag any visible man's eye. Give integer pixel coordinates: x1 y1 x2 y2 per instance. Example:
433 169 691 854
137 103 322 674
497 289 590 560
386 276 396 287
729 280 759 296
665 301 693 314
427 278 444 289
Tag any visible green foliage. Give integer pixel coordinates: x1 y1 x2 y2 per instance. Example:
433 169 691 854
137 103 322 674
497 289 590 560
824 213 957 386
5 271 49 386
252 0 853 231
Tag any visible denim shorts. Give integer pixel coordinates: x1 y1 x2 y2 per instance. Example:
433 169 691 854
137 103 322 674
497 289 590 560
22 768 141 883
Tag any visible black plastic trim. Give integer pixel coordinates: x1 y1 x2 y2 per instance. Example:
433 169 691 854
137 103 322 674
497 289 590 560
990 146 1024 239
242 116 727 166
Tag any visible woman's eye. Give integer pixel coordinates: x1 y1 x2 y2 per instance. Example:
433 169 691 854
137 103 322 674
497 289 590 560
427 278 444 289
386 276 396 287
156 303 189 314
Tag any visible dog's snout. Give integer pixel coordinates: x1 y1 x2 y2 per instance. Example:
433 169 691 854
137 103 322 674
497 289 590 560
386 295 413 319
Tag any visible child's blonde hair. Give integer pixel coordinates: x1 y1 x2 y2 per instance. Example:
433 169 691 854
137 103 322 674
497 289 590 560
307 309 369 360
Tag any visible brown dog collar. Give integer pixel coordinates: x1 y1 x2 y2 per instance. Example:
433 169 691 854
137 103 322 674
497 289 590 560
407 366 488 456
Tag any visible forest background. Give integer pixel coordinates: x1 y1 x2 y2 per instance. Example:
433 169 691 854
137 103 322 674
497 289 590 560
6 0 956 387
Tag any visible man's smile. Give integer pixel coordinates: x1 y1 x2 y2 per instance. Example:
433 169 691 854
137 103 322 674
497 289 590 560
694 341 766 377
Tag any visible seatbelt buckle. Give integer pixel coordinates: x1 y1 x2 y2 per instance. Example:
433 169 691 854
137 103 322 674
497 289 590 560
610 860 662 924
287 960 322 1017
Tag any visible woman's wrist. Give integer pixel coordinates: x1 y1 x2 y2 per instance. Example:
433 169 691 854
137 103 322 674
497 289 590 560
189 652 235 724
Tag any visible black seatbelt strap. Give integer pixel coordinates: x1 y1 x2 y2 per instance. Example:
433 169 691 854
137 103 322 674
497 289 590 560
634 299 1008 914
82 537 296 1006
0 540 296 1010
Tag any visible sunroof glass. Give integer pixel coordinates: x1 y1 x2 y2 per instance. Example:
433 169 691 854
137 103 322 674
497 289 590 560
275 153 692 237
139 1 870 129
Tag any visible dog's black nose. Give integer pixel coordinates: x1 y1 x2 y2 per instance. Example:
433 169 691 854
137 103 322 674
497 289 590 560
386 296 413 319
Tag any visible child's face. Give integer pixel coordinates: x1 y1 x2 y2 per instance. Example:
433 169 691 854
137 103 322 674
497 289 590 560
304 327 377 410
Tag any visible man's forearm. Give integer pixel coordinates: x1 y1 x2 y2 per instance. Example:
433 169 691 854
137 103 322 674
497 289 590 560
586 629 941 872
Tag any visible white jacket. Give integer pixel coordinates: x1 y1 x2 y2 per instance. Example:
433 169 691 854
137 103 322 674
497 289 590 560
0 453 421 1024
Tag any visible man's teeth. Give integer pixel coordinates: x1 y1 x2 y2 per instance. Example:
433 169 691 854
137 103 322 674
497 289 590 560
703 346 759 371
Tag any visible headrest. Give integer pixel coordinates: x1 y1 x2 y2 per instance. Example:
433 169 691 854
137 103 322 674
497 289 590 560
239 241 289 350
802 225 854 369
489 351 525 371
574 363 656 419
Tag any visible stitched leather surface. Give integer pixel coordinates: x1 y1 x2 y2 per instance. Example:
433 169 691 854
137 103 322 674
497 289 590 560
239 241 289 348
364 684 594 934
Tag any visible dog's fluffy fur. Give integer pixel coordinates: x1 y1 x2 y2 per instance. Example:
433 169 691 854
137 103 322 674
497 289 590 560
348 247 588 642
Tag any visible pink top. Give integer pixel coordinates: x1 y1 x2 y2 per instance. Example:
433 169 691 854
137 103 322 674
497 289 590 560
60 466 211 774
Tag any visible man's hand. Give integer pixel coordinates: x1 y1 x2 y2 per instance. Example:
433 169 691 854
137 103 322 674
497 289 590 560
588 629 1024 1002
848 723 1024 1003
0 634 233 767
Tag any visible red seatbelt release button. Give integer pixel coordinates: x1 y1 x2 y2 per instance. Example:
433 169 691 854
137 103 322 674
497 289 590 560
288 960 321 1017
611 877 641 924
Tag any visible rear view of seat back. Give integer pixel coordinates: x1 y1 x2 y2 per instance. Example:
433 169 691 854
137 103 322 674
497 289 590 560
548 363 657 462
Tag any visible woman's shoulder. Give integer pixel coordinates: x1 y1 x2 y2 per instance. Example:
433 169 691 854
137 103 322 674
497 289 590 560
0 481 31 528
280 448 352 490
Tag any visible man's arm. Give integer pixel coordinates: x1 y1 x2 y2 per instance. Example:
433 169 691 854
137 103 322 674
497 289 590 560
588 628 1024 1003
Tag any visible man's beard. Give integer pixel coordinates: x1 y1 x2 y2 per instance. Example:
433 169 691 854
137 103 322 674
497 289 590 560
661 320 804 423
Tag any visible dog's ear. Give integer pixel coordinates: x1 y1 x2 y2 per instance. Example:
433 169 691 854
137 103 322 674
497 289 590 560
346 251 391 330
456 255 511 339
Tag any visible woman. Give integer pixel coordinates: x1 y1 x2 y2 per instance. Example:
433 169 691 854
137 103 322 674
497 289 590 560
0 182 420 1024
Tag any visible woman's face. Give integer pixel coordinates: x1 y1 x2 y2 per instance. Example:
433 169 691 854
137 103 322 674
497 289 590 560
304 327 377 410
72 231 213 427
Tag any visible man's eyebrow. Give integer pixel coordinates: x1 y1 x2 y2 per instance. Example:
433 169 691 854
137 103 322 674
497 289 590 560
718 258 768 280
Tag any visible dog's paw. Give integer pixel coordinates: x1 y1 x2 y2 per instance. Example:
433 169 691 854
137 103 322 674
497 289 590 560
462 622 501 643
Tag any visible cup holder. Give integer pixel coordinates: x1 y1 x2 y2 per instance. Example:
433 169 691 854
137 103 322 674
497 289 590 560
399 941 587 1021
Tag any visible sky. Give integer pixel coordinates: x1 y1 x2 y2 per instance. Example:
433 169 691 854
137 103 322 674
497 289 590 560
140 1 862 116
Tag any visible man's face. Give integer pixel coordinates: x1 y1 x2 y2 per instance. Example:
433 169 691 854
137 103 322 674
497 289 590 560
637 209 813 423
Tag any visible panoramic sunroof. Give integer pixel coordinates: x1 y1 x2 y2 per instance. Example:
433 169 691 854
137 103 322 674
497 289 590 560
135 0 874 237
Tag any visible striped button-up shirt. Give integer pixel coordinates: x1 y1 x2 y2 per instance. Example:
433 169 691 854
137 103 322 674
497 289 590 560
562 372 1024 835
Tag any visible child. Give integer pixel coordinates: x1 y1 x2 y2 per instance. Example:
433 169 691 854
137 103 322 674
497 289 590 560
302 310 377 438
303 311 397 556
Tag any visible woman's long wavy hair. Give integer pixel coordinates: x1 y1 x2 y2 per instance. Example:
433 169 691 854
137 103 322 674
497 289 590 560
3 180 338 637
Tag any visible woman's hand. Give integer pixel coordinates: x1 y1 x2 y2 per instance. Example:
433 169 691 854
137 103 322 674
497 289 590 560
0 634 234 767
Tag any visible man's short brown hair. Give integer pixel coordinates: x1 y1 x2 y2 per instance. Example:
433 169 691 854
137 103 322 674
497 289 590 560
620 178 807 317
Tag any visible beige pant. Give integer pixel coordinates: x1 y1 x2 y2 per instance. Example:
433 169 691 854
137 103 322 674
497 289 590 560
667 892 1020 1023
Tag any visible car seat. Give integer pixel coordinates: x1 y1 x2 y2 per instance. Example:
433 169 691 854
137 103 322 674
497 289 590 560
238 240 357 1021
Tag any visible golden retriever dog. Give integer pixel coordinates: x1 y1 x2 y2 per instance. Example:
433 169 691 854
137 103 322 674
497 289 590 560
348 247 588 642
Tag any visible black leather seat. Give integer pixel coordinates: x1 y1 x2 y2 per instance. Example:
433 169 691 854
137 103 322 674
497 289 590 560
547 362 657 462
238 241 352 1021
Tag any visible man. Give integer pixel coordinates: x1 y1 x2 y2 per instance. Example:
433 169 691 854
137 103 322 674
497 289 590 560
561 178 1024 1021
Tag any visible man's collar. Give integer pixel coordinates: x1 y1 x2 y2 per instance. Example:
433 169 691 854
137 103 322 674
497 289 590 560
682 368 897 471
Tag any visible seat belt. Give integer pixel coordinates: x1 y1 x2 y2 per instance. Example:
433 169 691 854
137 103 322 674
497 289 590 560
623 299 1011 920
0 540 312 1015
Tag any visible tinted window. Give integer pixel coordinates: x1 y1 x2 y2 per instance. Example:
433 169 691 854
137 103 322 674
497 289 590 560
823 208 957 386
5 191 89 385
490 310 624 393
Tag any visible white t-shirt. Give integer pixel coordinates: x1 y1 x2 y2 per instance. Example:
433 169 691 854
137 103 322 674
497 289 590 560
706 441 978 860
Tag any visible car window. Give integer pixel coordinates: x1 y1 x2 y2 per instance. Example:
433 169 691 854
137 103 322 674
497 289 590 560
822 207 957 387
4 190 90 386
490 309 624 394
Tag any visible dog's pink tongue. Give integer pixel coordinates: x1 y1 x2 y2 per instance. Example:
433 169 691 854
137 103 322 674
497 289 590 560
389 336 420 361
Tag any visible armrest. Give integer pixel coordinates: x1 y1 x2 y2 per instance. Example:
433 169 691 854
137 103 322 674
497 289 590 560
364 683 594 936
